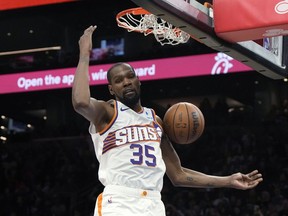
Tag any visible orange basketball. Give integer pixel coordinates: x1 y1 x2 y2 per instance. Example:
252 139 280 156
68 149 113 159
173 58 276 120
163 102 205 144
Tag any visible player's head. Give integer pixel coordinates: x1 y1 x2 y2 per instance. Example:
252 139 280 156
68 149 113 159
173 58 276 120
107 62 141 107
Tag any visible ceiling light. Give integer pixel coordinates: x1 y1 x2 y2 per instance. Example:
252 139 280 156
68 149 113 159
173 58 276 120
0 46 61 56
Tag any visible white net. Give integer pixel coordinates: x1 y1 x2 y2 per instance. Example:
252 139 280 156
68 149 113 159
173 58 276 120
117 10 190 46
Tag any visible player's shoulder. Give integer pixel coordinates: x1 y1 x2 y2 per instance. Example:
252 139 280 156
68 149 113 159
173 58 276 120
90 98 115 114
90 98 115 107
155 115 163 127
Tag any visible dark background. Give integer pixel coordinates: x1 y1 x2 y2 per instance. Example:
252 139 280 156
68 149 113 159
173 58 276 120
0 0 286 134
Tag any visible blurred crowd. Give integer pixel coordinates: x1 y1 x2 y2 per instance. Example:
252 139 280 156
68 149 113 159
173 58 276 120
1 98 288 216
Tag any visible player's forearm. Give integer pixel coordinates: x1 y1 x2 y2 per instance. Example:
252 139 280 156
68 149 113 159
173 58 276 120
179 168 231 188
72 56 91 108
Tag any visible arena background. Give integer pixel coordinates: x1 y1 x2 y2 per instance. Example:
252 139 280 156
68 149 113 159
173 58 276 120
1 0 288 215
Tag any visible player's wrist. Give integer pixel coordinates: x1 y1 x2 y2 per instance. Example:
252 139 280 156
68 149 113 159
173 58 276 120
79 55 90 63
215 175 232 188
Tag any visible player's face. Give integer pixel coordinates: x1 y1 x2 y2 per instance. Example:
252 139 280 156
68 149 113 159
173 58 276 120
109 64 141 107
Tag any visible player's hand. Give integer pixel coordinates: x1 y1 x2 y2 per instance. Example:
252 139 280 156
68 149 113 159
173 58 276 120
230 170 263 190
78 25 97 58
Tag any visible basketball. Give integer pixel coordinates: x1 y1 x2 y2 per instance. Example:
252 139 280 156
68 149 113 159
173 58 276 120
163 102 205 144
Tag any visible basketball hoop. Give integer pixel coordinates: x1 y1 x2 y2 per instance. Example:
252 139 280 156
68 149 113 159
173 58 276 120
116 7 190 46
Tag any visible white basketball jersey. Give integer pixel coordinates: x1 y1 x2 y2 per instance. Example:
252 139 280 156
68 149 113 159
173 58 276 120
89 100 166 192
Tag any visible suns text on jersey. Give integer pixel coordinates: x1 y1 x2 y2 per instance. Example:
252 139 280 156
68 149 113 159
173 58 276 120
115 125 161 145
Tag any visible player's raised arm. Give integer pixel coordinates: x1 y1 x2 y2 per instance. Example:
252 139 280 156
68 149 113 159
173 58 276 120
72 25 110 126
72 25 96 117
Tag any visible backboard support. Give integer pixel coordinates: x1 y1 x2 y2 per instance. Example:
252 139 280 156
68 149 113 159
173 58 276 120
129 0 288 79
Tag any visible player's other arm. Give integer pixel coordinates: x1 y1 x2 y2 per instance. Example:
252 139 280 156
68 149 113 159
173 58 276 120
161 134 262 189
157 117 263 190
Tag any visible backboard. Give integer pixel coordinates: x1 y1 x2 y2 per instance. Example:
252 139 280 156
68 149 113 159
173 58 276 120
129 0 288 79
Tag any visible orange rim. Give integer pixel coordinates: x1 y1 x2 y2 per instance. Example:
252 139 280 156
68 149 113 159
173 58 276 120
116 7 150 18
116 6 192 43
116 7 152 33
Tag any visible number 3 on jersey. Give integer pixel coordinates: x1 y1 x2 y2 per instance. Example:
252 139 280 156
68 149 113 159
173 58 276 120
130 143 156 167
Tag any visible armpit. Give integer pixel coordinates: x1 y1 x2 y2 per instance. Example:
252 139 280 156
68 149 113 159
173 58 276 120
107 99 115 108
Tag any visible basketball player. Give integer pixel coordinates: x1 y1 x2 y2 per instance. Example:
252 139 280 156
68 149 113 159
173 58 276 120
72 25 263 216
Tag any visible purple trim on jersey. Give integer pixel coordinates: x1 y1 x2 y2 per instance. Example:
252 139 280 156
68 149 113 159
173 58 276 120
150 109 156 121
102 132 117 154
150 108 164 133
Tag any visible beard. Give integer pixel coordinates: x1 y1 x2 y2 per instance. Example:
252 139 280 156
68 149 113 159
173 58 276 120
119 91 140 107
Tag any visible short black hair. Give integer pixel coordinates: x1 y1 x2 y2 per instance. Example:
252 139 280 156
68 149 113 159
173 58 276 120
107 62 135 84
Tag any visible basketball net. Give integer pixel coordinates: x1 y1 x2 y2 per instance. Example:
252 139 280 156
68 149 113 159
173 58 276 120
116 7 191 46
